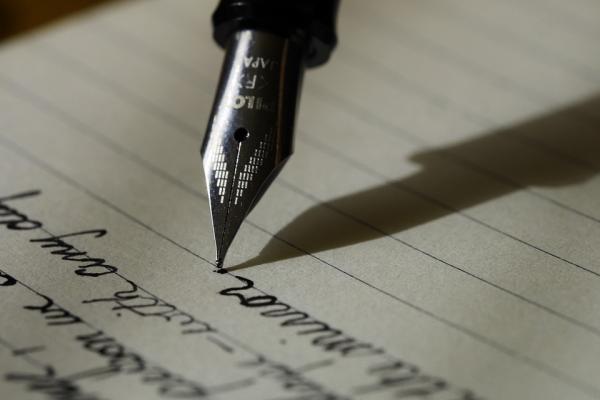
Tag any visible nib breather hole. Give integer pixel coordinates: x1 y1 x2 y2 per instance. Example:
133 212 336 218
234 127 250 142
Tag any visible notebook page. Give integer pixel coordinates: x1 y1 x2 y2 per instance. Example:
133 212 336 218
1 0 600 399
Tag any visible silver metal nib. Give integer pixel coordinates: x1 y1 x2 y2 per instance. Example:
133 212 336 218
201 29 305 267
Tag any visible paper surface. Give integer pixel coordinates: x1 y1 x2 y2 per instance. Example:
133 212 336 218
1 0 600 399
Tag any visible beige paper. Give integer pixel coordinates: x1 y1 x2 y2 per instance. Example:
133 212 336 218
1 0 600 399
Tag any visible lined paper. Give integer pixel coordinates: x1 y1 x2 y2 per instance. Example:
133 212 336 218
1 0 600 399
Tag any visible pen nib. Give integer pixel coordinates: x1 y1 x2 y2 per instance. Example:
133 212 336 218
201 29 304 266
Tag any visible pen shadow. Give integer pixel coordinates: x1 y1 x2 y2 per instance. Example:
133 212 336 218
228 95 600 271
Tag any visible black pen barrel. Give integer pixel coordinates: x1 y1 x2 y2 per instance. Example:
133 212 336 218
212 0 339 67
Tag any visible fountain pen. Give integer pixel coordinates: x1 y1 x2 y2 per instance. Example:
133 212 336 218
201 0 339 267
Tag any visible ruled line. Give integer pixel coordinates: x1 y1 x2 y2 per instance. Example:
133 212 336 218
0 335 47 370
425 0 600 85
508 0 600 41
